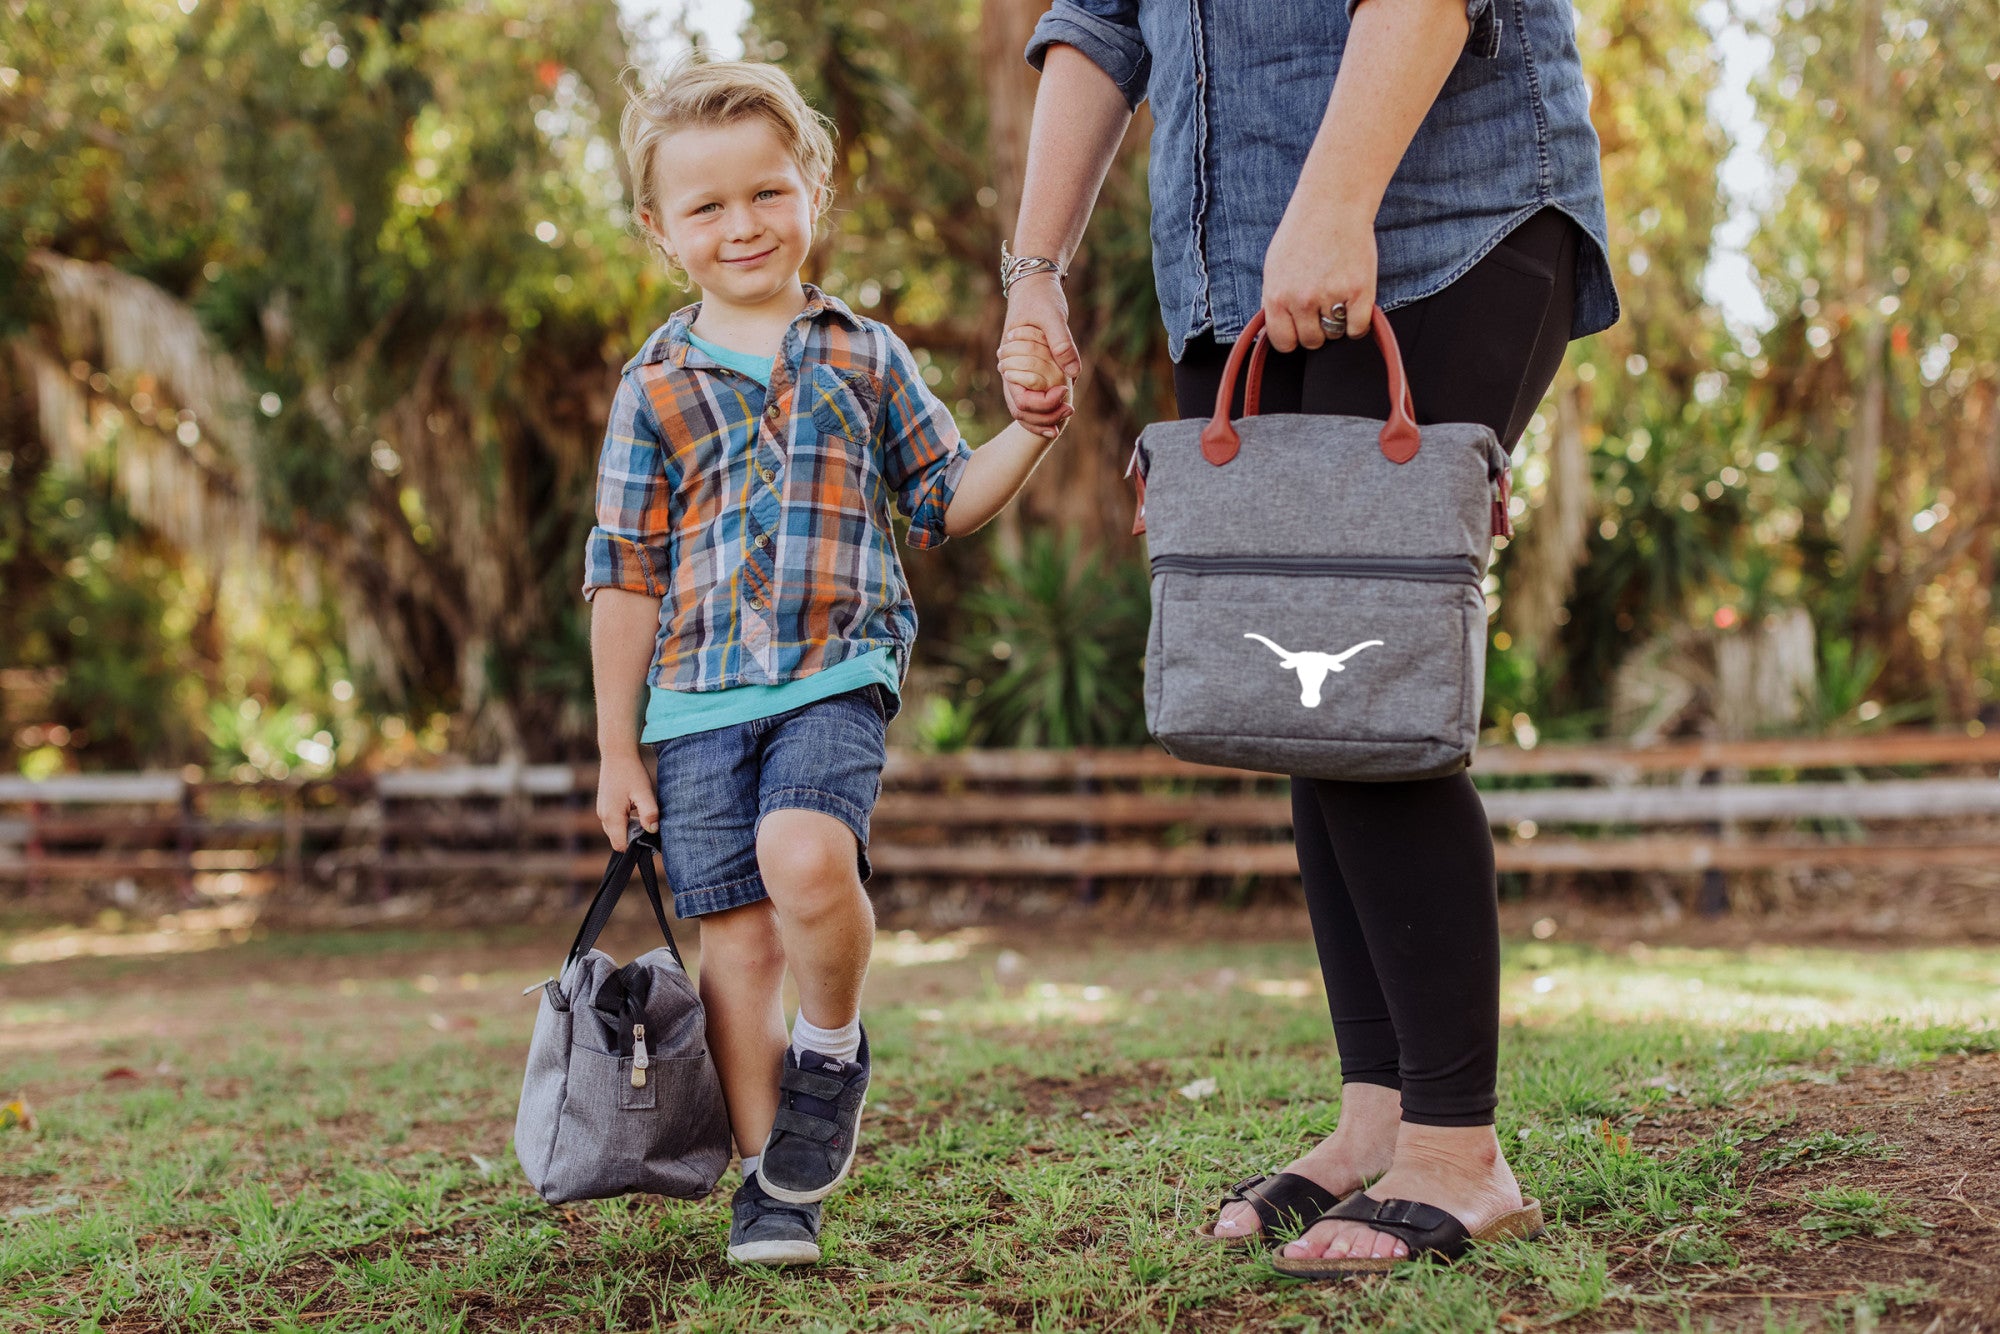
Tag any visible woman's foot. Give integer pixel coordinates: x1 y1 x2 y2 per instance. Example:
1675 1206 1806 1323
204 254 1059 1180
1282 1123 1523 1262
1209 1083 1399 1241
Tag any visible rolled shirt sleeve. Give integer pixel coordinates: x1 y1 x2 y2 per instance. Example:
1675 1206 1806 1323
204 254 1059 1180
1348 0 1501 59
582 375 674 601
876 334 972 551
1025 1 1151 111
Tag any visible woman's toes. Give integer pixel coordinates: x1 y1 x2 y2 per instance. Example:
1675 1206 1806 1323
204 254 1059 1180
1212 1203 1258 1236
1284 1222 1331 1258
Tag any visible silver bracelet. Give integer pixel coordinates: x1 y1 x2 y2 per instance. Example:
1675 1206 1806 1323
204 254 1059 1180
1001 240 1065 297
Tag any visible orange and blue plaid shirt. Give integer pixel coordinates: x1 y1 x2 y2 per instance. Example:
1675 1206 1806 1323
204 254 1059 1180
582 286 971 692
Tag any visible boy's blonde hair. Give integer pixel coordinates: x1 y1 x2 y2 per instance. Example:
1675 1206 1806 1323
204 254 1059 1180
620 55 837 249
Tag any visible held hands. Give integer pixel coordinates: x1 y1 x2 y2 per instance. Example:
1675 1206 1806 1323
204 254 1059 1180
596 749 658 852
997 322 1072 440
999 272 1078 438
1261 199 1378 353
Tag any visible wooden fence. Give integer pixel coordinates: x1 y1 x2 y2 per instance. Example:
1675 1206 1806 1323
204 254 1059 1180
3 731 1999 895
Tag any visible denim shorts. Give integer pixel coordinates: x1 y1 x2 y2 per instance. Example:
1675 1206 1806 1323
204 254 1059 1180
651 686 890 918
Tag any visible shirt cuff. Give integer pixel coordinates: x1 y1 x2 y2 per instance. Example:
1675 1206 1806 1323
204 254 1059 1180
1025 7 1152 111
1347 0 1501 59
582 528 668 601
903 445 973 551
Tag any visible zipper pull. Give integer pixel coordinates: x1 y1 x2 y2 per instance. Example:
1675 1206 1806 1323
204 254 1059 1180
522 977 554 997
1126 439 1149 537
1491 470 1514 540
630 1023 649 1088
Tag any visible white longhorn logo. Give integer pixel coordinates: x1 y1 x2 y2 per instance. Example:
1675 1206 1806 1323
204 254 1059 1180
1244 633 1384 707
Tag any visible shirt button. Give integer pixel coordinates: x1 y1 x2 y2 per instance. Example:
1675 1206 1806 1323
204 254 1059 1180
751 595 765 610
758 465 775 485
755 534 769 549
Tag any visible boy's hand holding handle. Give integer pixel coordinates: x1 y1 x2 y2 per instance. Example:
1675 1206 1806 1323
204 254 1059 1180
596 748 658 853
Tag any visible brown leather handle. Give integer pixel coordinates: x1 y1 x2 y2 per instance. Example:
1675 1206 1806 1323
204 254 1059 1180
1201 306 1422 466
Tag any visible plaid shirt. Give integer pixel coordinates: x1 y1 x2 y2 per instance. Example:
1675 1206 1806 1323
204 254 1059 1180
583 286 971 692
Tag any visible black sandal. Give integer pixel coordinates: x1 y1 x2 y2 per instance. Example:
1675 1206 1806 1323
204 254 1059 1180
1195 1172 1351 1247
1269 1192 1545 1277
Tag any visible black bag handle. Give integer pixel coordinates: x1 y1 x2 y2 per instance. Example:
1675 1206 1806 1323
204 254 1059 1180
564 827 685 973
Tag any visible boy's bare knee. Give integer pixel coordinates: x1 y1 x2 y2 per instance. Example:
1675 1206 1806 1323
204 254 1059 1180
696 901 786 979
756 810 865 920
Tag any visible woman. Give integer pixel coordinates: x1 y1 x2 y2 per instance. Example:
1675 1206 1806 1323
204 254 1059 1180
1001 0 1618 1274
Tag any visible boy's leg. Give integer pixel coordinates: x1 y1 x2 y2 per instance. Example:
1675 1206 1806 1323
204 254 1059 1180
691 899 788 1160
749 688 887 1203
700 901 825 1268
756 809 874 1040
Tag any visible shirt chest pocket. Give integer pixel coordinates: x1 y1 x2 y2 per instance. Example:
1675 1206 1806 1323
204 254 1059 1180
807 365 880 444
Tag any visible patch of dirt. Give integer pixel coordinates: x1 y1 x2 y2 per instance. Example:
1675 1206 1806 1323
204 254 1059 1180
1012 1064 1169 1119
0 1165 60 1214
1636 1051 2000 1330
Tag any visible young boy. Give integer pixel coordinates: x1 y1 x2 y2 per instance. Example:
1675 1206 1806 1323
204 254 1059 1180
586 56 1063 1267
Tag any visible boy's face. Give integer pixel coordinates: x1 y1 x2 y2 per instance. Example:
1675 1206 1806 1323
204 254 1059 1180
645 118 822 308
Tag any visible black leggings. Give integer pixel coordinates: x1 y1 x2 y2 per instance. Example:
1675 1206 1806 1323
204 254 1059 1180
1172 207 1580 1126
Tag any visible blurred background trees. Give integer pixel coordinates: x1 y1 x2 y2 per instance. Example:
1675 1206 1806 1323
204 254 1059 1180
2 0 1995 775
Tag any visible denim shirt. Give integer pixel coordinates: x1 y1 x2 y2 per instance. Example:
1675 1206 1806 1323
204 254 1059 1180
1027 0 1619 359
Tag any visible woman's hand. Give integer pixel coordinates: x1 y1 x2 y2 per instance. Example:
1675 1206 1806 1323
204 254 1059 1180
1261 199 1378 353
998 323 1069 396
1000 273 1078 437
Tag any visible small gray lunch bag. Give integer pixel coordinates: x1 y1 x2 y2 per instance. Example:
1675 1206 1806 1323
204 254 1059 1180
1131 307 1514 782
514 829 730 1203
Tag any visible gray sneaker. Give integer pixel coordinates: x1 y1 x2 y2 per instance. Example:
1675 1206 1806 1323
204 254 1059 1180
756 1029 869 1205
726 1172 821 1266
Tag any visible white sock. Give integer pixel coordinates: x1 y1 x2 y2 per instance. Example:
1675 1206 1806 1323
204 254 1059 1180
790 1011 861 1064
740 1154 760 1180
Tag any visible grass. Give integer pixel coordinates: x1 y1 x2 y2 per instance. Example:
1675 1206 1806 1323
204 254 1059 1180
1 923 1996 1331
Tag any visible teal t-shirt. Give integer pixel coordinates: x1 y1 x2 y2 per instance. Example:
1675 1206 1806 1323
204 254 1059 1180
684 327 776 385
642 329 898 743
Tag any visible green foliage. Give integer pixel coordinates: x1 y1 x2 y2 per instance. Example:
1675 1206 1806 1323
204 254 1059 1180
4 0 1996 768
1745 0 2000 715
905 693 977 753
950 529 1151 748
1797 1185 1930 1241
0 450 203 770
2 0 654 767
1760 1129 1894 1172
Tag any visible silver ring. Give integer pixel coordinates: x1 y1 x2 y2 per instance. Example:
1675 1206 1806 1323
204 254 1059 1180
1318 303 1349 338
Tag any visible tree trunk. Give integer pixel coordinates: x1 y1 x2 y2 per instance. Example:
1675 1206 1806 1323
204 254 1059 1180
978 0 1045 559
1502 370 1592 658
1842 0 1889 566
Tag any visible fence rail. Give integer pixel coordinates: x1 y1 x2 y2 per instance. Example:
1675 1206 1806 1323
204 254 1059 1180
3 730 1998 894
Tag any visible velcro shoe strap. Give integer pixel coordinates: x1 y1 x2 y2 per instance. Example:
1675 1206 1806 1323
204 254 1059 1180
771 1107 839 1142
735 1196 815 1229
779 1067 850 1101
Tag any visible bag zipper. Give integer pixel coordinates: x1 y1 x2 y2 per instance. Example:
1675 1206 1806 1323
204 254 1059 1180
1149 554 1480 585
631 1023 650 1088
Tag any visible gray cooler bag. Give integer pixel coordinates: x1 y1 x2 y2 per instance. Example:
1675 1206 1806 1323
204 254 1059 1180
514 829 730 1203
1132 307 1513 782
